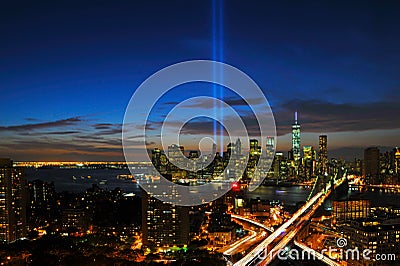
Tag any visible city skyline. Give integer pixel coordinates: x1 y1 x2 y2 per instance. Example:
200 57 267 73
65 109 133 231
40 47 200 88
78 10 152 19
1 2 400 265
1 1 400 161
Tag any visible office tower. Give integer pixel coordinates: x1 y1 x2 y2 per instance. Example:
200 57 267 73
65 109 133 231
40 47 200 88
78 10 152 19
272 152 286 179
27 179 56 228
151 148 161 168
167 144 184 163
249 139 261 157
61 208 88 232
318 135 328 175
0 158 27 243
332 198 371 226
395 147 400 174
188 150 199 159
342 218 400 265
235 138 242 156
249 139 257 156
292 112 301 162
266 136 275 160
151 148 169 175
303 146 315 179
363 147 380 184
142 189 189 248
212 143 217 157
227 142 235 157
303 146 314 161
167 144 185 173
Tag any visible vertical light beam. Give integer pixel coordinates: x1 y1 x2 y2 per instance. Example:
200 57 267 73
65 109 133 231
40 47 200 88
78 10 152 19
212 0 217 153
212 0 224 154
219 0 224 153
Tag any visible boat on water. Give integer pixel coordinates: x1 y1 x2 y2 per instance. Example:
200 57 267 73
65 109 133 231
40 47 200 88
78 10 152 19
116 174 137 183
99 179 108 185
116 174 133 180
73 175 92 181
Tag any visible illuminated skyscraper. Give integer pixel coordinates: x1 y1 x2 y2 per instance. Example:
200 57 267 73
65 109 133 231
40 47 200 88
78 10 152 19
168 144 184 164
266 136 275 160
142 189 189 248
303 146 316 179
249 139 262 157
291 112 301 161
303 146 315 161
235 138 242 156
151 148 161 168
319 135 328 175
0 158 27 243
363 147 380 184
227 142 235 157
212 143 217 157
395 147 400 174
167 144 185 172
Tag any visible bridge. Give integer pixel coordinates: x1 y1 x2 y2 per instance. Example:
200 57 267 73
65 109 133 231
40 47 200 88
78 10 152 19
349 183 400 193
234 170 347 266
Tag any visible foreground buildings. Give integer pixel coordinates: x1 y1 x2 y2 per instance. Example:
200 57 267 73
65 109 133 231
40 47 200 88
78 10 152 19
142 189 189 248
0 158 27 243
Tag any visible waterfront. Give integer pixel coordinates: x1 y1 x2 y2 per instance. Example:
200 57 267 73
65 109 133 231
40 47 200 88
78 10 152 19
25 168 400 208
24 168 140 194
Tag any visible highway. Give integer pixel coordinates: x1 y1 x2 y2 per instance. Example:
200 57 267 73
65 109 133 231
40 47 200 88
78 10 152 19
230 214 274 233
222 229 257 256
294 240 340 266
235 173 346 266
221 215 274 257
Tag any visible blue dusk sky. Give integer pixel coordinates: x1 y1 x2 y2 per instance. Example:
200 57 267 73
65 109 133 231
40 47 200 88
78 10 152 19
0 0 399 161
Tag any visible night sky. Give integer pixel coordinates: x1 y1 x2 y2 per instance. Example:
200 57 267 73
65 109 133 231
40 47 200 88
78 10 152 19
1 0 399 161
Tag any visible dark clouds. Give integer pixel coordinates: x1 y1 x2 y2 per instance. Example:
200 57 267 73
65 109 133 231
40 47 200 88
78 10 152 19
0 117 124 161
274 99 400 134
0 117 82 132
146 98 400 137
1 97 400 160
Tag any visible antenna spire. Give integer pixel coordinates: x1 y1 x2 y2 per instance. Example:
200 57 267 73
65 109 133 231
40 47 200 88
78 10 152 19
295 111 298 124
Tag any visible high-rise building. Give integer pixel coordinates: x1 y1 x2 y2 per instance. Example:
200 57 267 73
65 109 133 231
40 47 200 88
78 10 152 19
235 138 242 156
227 142 235 157
167 144 185 173
272 152 287 179
318 135 328 175
142 189 189 248
151 148 161 169
363 147 380 184
292 112 301 162
212 143 217 157
266 136 275 160
61 208 88 232
342 218 400 265
27 179 56 228
303 146 316 179
303 146 314 161
0 158 27 243
249 139 261 157
395 147 400 174
168 144 184 163
188 150 199 159
332 198 371 226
